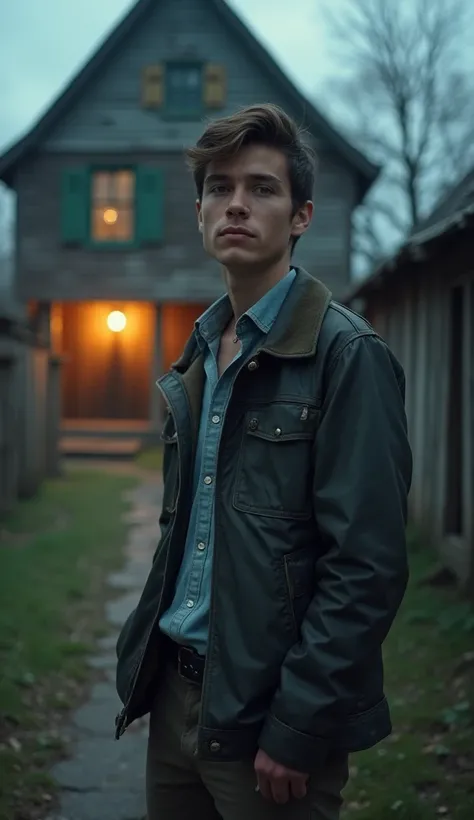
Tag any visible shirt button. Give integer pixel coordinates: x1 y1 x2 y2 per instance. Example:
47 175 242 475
204 476 213 486
209 740 221 753
186 599 194 608
197 542 206 551
274 427 282 437
248 418 259 431
247 360 259 372
211 415 220 424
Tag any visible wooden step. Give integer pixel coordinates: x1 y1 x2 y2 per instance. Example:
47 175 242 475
60 436 142 459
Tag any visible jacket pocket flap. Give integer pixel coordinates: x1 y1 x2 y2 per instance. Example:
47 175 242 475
245 403 317 442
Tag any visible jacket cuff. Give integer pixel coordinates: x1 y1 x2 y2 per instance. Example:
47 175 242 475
258 713 328 772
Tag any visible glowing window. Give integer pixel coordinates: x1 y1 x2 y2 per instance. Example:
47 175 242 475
91 170 135 242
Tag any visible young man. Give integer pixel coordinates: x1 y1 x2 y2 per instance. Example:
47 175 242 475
115 103 412 819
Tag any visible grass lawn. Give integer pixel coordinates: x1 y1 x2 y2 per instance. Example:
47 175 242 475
0 469 136 820
135 445 163 472
342 538 474 819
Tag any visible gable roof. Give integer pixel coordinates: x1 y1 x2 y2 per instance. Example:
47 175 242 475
0 0 379 200
344 168 474 303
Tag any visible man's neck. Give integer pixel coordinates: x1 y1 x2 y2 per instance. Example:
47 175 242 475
223 259 292 321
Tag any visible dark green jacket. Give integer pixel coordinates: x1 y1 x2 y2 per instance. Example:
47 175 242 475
115 268 412 771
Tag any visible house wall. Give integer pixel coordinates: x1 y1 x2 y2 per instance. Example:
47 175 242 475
362 237 474 588
14 0 357 304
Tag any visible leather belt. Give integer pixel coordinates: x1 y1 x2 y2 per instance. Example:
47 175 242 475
165 638 206 686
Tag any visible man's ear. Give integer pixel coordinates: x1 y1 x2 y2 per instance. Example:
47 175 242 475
291 200 313 240
196 199 203 233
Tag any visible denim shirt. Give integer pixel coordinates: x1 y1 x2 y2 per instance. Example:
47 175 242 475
159 269 297 654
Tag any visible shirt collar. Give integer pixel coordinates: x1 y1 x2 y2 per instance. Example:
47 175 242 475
245 268 296 335
195 268 296 347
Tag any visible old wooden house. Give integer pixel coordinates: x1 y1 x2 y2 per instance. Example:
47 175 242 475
0 0 377 450
345 170 474 591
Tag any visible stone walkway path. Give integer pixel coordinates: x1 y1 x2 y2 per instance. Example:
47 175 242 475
49 471 162 820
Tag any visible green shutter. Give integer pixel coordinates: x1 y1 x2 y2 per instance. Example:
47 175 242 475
61 168 89 243
136 167 164 243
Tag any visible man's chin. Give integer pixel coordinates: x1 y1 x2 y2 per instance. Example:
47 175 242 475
214 248 260 269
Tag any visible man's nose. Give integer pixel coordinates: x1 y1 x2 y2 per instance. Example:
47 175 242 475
226 188 250 218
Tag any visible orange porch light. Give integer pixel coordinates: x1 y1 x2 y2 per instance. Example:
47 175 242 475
107 310 127 332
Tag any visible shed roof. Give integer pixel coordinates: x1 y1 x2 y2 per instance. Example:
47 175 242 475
344 169 474 303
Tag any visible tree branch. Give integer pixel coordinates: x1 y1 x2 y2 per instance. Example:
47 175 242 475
321 0 473 252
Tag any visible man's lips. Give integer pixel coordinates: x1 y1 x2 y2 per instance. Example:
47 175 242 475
219 227 255 237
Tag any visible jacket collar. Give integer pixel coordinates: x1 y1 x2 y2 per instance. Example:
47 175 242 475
172 267 332 373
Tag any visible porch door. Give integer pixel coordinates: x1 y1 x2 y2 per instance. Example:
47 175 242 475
60 302 154 420
161 303 209 372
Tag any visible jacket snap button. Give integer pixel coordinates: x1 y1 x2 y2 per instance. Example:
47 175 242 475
247 360 259 372
248 418 259 431
274 427 282 437
209 740 221 753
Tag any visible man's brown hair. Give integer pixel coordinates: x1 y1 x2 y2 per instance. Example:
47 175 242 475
186 103 317 249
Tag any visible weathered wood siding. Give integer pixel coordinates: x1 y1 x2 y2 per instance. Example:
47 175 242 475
0 326 60 510
14 0 356 303
362 237 474 587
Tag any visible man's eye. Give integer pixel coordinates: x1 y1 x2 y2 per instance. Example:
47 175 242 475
209 185 229 194
255 185 273 195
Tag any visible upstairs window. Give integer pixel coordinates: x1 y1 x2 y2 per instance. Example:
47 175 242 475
142 63 226 116
165 63 203 116
91 170 135 243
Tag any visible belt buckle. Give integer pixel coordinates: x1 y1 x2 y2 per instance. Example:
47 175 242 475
177 645 201 685
177 645 192 682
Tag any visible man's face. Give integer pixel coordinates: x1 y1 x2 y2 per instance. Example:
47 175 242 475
196 144 313 271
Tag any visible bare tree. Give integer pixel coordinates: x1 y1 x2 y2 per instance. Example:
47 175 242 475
321 0 474 271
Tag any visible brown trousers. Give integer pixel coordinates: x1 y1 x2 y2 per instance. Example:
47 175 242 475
146 661 349 819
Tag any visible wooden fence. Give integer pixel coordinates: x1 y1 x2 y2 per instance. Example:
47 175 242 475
0 312 61 514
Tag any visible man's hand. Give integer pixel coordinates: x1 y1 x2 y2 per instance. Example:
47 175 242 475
254 749 309 804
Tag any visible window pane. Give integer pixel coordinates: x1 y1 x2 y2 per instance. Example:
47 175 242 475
91 171 135 242
92 207 110 240
114 170 135 203
116 206 134 240
93 172 110 202
167 64 202 111
186 69 201 88
91 205 133 242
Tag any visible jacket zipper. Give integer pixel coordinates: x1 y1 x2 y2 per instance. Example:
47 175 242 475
115 379 183 739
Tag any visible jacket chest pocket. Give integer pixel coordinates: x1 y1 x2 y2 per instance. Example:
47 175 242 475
233 402 317 520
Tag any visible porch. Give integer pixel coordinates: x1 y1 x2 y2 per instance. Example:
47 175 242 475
50 300 208 457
